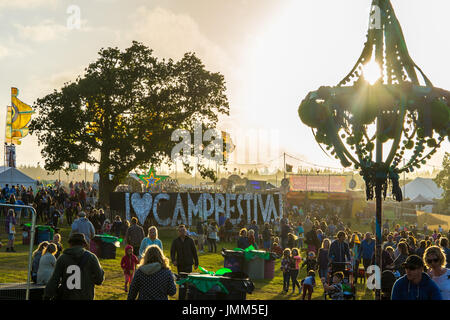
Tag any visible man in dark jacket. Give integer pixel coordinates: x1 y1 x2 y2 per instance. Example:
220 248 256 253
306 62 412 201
170 224 199 300
125 217 145 255
44 233 104 300
328 231 351 274
391 255 442 300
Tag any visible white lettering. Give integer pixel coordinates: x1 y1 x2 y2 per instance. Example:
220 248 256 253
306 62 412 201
66 265 81 290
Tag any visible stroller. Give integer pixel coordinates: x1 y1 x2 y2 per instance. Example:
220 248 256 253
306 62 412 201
323 262 356 300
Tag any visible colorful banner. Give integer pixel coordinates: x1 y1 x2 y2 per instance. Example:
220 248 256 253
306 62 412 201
289 175 346 193
110 192 283 227
6 87 34 145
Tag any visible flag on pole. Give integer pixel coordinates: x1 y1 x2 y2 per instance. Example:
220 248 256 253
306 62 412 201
221 131 235 162
6 88 34 145
285 163 293 173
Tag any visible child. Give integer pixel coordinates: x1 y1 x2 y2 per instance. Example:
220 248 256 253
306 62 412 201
290 248 302 294
121 245 139 292
281 248 291 293
248 229 258 249
102 219 112 234
301 270 316 300
301 251 318 272
271 241 283 257
51 233 63 259
322 271 345 300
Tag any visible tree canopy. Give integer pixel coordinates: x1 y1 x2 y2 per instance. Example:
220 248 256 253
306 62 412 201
30 41 229 205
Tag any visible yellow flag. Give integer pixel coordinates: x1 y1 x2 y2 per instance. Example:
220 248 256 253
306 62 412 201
10 87 34 130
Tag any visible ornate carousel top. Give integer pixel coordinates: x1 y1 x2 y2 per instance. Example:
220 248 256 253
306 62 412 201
299 0 450 201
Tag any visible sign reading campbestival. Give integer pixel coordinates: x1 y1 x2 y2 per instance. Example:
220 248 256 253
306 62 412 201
110 192 283 227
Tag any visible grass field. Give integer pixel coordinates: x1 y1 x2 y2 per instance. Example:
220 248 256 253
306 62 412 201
0 222 376 300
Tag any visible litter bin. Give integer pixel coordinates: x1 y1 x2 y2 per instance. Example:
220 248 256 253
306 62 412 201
181 272 254 300
222 249 245 272
22 225 31 245
95 234 121 259
263 252 278 279
243 255 265 280
264 260 275 279
220 272 254 300
90 236 102 257
35 226 54 244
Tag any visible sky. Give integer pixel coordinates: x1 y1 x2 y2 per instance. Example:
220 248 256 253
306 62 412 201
0 0 449 173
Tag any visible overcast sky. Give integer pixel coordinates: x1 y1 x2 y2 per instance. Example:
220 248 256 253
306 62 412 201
0 0 449 172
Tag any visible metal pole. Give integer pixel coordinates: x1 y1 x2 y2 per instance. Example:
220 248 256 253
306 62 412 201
283 152 286 179
0 203 37 300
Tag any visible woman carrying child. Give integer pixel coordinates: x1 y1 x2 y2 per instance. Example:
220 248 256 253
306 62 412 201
290 248 302 294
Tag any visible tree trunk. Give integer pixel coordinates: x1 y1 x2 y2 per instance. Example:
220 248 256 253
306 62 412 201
97 145 117 207
98 175 115 207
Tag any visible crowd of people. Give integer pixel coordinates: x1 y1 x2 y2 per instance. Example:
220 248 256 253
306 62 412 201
2 181 449 300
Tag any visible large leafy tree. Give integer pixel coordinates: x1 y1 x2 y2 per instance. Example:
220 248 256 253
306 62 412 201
434 152 450 212
30 41 229 205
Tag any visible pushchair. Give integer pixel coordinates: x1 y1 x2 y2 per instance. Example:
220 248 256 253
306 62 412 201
323 262 356 300
381 270 397 300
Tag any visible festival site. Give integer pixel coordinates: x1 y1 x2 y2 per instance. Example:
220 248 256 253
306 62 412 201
0 0 449 305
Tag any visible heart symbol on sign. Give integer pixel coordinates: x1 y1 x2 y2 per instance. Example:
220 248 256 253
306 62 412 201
131 193 152 225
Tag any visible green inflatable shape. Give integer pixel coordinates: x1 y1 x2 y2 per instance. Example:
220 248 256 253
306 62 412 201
233 245 271 261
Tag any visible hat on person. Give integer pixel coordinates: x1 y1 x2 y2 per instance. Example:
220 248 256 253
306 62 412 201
68 233 88 246
78 211 86 217
402 255 424 270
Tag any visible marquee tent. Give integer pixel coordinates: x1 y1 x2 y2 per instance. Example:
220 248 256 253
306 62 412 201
402 177 444 201
0 166 37 190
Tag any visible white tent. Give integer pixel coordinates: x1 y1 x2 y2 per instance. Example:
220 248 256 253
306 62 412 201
403 177 444 201
402 177 444 213
0 166 37 190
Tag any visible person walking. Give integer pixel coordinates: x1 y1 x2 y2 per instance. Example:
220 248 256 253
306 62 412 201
127 245 177 300
125 217 145 256
121 245 139 292
424 246 450 300
70 211 95 248
44 233 105 300
359 232 375 278
328 231 351 274
170 224 198 300
207 220 219 253
5 209 17 252
391 255 442 300
139 226 163 259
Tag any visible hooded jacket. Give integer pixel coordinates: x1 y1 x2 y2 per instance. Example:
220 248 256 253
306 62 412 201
44 246 105 300
391 272 443 300
70 217 95 243
121 245 139 273
127 262 177 300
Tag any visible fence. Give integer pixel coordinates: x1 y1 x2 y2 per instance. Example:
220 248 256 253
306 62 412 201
0 203 37 300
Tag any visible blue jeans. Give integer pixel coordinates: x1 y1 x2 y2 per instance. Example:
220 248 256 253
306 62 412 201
283 272 290 291
298 239 304 249
319 268 328 279
263 240 271 250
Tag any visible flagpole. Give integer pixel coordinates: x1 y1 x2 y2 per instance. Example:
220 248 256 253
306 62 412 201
283 152 286 179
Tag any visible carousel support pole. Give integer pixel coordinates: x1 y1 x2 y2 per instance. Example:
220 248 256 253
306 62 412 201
375 115 383 301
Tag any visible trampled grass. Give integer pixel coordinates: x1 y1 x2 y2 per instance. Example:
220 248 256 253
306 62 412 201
0 224 375 300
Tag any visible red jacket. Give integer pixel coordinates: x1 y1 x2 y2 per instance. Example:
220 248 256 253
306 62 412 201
121 245 139 273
